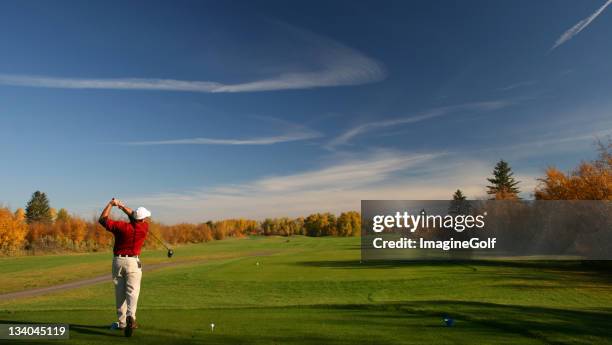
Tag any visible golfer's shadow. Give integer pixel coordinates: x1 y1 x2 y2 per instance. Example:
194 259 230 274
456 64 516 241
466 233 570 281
70 323 121 337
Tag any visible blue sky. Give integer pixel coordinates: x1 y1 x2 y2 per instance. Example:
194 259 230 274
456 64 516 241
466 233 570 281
1 0 611 222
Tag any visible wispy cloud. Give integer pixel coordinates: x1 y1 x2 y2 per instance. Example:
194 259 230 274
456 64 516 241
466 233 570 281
328 101 512 148
486 128 612 159
499 80 537 91
123 130 320 146
0 25 385 93
121 117 321 146
128 150 499 222
552 0 612 50
252 151 441 192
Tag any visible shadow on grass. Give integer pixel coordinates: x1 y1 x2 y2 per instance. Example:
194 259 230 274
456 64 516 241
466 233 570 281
297 258 612 271
319 300 612 345
3 300 612 344
295 260 612 289
0 319 401 345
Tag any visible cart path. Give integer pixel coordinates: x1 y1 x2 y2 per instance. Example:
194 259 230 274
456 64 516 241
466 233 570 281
0 250 279 301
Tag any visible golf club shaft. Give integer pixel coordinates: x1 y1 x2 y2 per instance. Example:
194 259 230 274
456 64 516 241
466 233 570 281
149 231 170 250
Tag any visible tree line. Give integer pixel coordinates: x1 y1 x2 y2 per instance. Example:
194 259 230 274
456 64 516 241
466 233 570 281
0 195 361 255
261 211 360 237
0 139 609 255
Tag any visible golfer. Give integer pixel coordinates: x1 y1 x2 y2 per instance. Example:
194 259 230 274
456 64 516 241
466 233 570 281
99 198 150 337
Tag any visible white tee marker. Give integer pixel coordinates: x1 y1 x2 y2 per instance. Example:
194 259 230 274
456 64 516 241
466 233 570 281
210 323 215 332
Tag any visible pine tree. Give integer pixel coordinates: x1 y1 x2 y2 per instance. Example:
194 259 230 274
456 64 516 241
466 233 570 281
452 189 466 200
25 191 52 224
449 189 469 214
487 160 520 199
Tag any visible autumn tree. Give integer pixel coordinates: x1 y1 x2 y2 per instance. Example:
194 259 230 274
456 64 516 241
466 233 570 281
56 211 86 246
14 208 25 222
535 139 611 200
261 217 307 236
0 207 27 255
293 217 305 235
212 219 257 239
304 213 337 236
336 211 361 237
68 219 79 244
25 191 52 224
56 208 70 222
197 223 214 242
487 160 520 199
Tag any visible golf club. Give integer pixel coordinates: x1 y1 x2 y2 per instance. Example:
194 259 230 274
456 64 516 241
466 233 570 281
149 231 174 258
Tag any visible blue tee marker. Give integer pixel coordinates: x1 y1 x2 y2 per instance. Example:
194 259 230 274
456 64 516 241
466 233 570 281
442 315 455 327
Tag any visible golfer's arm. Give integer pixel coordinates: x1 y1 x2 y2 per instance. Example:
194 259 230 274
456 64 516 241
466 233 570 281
118 204 134 218
98 202 113 226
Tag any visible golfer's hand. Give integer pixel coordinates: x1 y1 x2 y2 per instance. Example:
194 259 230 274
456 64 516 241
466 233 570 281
111 198 120 207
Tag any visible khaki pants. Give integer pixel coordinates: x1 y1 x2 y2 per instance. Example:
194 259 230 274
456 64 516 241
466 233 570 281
112 256 142 327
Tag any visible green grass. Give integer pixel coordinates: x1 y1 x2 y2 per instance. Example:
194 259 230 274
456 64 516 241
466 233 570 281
1 236 611 344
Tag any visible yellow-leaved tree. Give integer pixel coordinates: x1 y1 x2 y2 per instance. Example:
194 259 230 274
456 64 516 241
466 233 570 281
535 139 611 200
0 207 28 255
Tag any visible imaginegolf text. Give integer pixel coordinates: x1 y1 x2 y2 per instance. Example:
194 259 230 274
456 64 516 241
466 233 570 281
372 237 497 251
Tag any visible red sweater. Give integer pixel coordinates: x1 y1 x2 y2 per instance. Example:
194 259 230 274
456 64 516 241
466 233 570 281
103 219 149 256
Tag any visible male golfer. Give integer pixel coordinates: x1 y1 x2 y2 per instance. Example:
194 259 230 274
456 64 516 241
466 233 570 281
99 198 150 337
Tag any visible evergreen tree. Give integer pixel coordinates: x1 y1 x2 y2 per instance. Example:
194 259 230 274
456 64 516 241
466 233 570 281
487 160 520 199
449 189 469 215
25 191 52 224
452 189 466 200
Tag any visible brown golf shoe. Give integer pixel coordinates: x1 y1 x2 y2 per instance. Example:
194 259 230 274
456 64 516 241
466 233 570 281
124 316 137 337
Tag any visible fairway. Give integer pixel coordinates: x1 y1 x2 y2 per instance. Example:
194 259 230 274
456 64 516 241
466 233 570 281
1 236 611 344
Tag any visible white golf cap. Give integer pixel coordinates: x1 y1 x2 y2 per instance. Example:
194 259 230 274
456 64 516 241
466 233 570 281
133 207 151 220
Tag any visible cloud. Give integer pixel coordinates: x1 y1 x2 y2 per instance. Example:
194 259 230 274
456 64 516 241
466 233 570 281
121 116 322 146
328 101 512 148
126 151 515 223
0 25 385 93
499 80 537 91
484 128 612 160
552 0 612 50
252 151 441 192
122 130 321 146
517 129 612 148
128 151 472 221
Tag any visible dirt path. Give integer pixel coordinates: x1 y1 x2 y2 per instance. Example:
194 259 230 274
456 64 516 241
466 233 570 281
0 250 279 301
